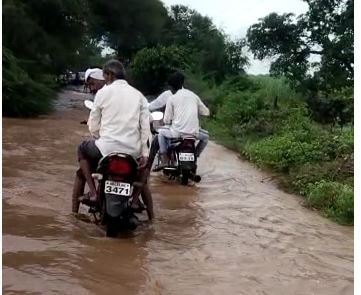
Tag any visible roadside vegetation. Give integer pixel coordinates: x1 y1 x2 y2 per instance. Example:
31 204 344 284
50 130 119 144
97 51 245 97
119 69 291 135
3 0 353 224
201 76 353 225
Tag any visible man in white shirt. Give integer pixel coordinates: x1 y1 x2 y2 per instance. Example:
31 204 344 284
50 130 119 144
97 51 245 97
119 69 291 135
73 60 153 219
156 72 210 168
84 68 105 94
148 90 172 112
73 68 105 213
147 84 210 170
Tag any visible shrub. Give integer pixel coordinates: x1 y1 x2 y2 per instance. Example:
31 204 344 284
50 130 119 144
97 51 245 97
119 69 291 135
306 87 354 127
249 75 302 107
289 159 353 194
202 75 258 115
318 127 354 159
216 91 266 130
198 74 354 225
306 181 353 224
245 129 329 172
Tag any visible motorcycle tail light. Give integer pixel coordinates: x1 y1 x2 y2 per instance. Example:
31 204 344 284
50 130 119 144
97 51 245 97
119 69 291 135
107 158 131 175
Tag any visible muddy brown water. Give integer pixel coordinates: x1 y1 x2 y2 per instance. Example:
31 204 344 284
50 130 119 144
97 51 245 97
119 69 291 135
3 89 354 295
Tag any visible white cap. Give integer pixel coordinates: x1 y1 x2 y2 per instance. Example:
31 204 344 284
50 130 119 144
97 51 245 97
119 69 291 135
85 68 104 81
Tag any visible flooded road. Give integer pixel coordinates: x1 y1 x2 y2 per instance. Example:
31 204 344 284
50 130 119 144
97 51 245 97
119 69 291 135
3 89 354 295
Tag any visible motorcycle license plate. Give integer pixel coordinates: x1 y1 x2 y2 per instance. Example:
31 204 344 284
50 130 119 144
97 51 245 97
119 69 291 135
104 181 132 196
179 153 195 161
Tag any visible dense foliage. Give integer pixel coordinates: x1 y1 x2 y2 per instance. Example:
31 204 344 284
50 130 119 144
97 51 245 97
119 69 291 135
3 0 248 115
87 0 168 60
3 47 55 117
160 5 249 82
201 75 353 225
131 45 188 94
247 0 354 129
247 0 354 93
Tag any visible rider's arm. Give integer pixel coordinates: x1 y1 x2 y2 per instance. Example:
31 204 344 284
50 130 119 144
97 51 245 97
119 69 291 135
197 96 210 117
163 99 173 125
148 90 172 112
88 87 105 137
139 95 151 157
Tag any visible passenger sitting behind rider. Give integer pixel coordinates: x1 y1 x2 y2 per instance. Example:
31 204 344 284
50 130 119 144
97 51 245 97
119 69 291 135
84 68 105 94
73 60 154 220
157 71 210 169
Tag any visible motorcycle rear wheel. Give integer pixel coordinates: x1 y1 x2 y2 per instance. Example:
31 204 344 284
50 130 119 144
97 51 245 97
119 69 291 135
106 217 118 237
181 170 190 185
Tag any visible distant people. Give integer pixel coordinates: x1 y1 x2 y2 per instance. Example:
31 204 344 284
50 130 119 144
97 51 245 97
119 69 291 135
150 72 210 170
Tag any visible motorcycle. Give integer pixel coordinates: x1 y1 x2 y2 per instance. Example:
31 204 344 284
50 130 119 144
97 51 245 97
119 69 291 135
74 100 146 237
149 112 201 186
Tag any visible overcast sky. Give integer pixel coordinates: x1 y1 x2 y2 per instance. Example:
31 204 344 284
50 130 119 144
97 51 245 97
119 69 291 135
161 0 309 74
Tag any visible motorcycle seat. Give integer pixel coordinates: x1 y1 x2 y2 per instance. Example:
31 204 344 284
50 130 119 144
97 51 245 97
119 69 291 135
169 136 196 144
170 138 183 144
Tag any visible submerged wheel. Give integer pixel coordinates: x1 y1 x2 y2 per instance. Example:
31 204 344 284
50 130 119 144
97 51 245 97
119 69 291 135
126 215 139 231
181 170 190 185
106 217 118 237
100 200 107 225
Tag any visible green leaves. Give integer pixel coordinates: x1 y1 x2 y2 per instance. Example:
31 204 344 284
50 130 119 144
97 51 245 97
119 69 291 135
88 0 168 58
3 47 55 117
247 13 302 60
162 5 248 82
247 0 353 93
306 180 353 224
131 45 188 94
246 132 328 172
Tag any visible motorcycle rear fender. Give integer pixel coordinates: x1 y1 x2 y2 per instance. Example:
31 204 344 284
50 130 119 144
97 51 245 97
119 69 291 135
180 161 196 171
105 194 129 218
177 139 196 153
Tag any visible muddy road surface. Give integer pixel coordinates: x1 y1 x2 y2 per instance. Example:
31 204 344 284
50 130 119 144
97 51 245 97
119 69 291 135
3 89 354 295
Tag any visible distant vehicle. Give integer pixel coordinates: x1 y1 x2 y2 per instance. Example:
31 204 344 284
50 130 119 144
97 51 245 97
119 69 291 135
57 70 86 86
150 111 201 185
78 72 85 82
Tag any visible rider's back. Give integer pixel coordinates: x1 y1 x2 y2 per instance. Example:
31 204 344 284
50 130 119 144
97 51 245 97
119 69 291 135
93 80 149 157
166 88 206 136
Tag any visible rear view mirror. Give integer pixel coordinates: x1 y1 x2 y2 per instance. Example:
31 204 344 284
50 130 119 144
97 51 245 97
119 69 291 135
84 100 94 111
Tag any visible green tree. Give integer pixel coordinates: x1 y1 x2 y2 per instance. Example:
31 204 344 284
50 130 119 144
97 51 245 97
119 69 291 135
131 45 187 94
3 0 92 117
162 5 248 82
3 47 55 117
3 0 90 74
88 0 168 60
247 0 353 93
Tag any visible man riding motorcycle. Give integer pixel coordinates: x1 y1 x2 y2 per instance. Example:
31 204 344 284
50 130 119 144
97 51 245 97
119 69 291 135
84 68 105 94
150 71 210 170
72 60 154 220
148 89 172 112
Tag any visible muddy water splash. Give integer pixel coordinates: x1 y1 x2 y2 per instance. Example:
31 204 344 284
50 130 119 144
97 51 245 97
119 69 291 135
3 89 353 295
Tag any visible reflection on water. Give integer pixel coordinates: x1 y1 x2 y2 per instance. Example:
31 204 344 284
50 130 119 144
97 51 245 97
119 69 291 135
3 89 354 295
